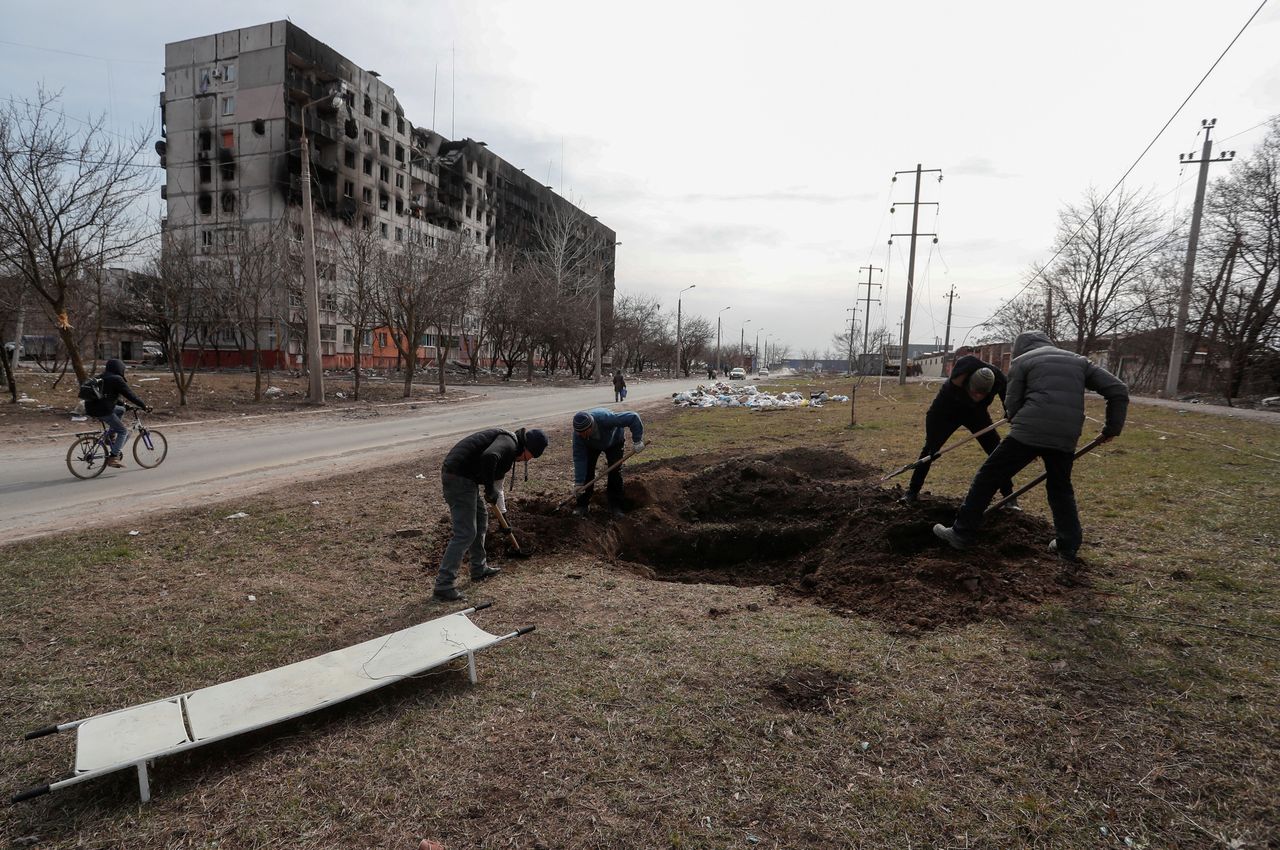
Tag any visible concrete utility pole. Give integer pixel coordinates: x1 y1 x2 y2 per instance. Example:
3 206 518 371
740 319 750 369
845 307 857 374
675 284 695 377
890 164 942 384
754 327 764 374
1165 119 1234 397
300 123 325 404
942 284 957 352
715 306 730 375
858 265 882 370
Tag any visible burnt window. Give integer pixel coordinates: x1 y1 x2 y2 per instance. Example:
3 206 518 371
363 96 373 117
344 149 356 169
379 192 389 211
198 193 212 215
199 162 212 183
396 116 405 134
395 197 404 215
379 136 389 156
379 164 389 183
395 144 404 163
221 191 236 213
252 118 266 136
380 110 389 127
199 129 212 151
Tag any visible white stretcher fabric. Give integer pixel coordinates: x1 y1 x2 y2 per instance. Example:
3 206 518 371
73 613 499 774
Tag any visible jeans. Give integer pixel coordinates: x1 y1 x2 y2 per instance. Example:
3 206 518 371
909 406 1012 497
436 472 488 591
952 436 1082 554
576 441 625 510
97 406 128 457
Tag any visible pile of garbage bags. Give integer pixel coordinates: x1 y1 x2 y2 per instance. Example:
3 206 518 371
672 382 850 410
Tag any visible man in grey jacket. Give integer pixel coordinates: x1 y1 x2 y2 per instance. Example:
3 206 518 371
933 331 1129 561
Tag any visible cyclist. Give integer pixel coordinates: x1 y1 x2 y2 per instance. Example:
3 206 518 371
85 358 150 468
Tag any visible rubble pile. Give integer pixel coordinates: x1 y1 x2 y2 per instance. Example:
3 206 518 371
672 383 850 410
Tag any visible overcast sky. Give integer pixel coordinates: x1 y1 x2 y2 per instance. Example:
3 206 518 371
4 1 1279 355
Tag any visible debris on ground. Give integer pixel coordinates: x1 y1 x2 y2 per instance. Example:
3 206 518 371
264 386 284 398
508 447 1085 630
224 512 249 520
672 382 849 410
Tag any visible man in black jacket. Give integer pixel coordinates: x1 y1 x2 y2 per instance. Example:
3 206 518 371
85 359 149 468
934 331 1128 561
901 355 1014 506
433 427 549 602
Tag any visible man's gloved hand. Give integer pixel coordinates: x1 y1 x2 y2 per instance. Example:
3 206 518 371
1097 431 1116 445
496 490 507 514
484 486 499 505
633 440 646 453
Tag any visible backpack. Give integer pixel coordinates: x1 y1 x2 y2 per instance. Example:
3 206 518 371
78 377 104 402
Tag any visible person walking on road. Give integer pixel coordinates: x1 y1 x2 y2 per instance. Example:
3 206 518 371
901 355 1015 507
433 427 549 602
84 358 150 468
572 408 644 519
612 370 627 403
932 331 1129 562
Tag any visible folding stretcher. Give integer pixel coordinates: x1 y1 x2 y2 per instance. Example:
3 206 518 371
12 603 533 804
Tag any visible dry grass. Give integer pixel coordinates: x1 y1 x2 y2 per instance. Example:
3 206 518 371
1 379 1277 849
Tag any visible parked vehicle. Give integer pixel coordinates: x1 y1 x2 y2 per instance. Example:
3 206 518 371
758 368 770 378
730 367 746 380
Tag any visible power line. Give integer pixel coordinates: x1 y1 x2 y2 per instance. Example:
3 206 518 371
0 38 155 65
979 0 1269 329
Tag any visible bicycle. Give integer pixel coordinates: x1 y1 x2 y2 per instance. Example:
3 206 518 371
66 406 168 480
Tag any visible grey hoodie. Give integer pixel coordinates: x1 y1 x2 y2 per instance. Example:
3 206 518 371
1004 331 1128 453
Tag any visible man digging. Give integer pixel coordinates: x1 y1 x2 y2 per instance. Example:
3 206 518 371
572 408 645 519
433 427 549 603
900 354 1016 507
932 331 1128 562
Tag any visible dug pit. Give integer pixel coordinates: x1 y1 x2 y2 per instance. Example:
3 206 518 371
506 447 1088 630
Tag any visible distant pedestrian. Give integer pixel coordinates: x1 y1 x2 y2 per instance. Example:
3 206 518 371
433 427 548 602
572 408 644 519
901 356 1015 506
932 331 1128 562
612 370 627 402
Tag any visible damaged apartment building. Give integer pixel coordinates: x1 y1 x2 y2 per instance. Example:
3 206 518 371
159 20 616 369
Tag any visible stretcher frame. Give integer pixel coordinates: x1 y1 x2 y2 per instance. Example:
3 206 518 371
12 603 532 804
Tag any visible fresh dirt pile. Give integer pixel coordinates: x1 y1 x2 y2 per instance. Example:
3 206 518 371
504 447 1087 630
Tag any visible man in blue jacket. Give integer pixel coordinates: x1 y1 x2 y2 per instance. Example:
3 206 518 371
933 331 1128 561
902 354 1015 506
572 408 644 519
84 358 150 468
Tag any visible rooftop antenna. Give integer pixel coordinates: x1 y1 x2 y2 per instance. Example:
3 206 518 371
451 44 456 138
432 62 437 131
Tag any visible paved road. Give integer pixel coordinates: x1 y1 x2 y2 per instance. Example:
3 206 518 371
1128 395 1280 424
0 378 696 542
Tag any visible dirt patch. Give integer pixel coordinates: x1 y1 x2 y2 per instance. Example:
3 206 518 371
767 667 859 714
507 447 1086 629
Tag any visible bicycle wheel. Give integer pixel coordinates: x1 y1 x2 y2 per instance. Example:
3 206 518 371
67 436 107 479
133 428 168 468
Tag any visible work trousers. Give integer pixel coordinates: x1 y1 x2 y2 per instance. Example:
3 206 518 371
952 436 1082 555
909 406 1012 497
577 441 625 510
96 405 128 457
436 472 489 591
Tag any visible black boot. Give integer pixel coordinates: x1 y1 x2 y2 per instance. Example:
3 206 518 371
432 586 465 603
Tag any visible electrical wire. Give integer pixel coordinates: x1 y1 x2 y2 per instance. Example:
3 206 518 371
979 0 1270 329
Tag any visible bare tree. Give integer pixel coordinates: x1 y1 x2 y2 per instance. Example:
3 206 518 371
978 288 1052 344
220 222 292 400
1042 186 1173 354
677 314 713 376
333 223 384 400
0 90 154 382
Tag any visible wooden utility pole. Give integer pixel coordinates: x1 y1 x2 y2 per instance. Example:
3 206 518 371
890 164 942 384
857 265 882 367
1165 119 1234 397
942 284 957 352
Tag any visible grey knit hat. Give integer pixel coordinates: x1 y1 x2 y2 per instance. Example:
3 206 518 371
969 367 995 396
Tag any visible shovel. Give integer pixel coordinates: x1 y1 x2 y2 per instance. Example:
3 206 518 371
489 503 531 558
985 436 1105 515
881 418 1007 482
556 444 644 512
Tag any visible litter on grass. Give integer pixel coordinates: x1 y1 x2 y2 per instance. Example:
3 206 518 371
224 512 249 520
672 382 848 410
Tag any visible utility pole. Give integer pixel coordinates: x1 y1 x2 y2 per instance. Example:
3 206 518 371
891 163 942 384
942 284 957 352
857 265 882 370
300 121 325 404
715 306 730 376
845 307 857 375
1165 119 1234 397
740 320 751 370
675 284 695 377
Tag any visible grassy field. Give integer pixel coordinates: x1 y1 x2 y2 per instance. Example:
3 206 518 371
2 379 1276 849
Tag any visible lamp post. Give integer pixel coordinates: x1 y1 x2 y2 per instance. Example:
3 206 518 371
753 327 765 374
715 306 731 376
739 319 751 371
295 83 349 405
675 284 695 377
764 333 772 372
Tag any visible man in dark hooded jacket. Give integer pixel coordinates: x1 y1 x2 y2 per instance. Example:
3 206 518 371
433 427 549 602
933 331 1128 561
85 359 149 468
902 354 1014 505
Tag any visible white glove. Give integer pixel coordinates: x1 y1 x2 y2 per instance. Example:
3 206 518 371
633 440 646 453
496 489 507 514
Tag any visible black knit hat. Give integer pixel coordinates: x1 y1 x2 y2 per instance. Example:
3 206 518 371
525 428 548 458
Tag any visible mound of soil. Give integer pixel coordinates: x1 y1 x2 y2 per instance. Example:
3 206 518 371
767 668 859 714
505 447 1087 630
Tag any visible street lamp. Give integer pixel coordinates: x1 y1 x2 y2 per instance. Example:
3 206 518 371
739 319 751 371
764 333 772 373
295 82 349 405
715 306 731 376
675 284 695 377
754 327 765 375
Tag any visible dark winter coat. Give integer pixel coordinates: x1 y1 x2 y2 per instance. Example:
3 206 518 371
612 372 626 391
1005 331 1129 453
441 428 530 491
85 359 147 418
932 355 1006 416
572 408 643 484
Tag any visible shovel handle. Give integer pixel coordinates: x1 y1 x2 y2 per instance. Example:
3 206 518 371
881 419 1007 482
986 436 1103 515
